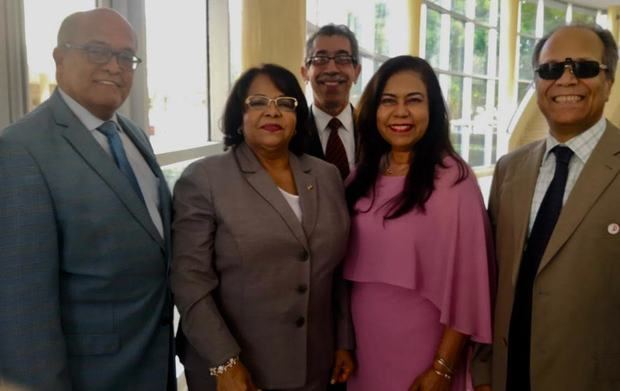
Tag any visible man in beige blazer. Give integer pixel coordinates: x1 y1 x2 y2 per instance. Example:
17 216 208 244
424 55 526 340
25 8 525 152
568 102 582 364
473 25 620 391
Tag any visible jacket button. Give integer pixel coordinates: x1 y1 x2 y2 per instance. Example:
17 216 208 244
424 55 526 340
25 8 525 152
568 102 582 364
299 250 309 262
296 316 305 327
297 284 308 294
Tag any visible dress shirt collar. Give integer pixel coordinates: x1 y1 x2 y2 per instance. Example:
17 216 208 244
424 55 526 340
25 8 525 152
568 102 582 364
542 117 606 165
312 104 354 134
58 88 120 132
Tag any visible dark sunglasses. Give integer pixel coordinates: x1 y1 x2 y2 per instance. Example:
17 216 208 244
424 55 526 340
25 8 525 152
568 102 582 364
535 58 608 80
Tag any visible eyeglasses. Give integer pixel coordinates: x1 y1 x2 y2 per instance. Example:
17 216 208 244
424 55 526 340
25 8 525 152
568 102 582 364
306 54 355 66
245 95 298 112
535 58 608 80
64 43 142 70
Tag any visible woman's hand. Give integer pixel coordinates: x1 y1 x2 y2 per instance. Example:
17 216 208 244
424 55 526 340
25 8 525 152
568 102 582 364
216 361 258 391
408 368 452 391
330 349 355 384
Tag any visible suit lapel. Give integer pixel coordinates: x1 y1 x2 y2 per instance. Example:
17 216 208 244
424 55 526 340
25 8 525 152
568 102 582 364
118 116 172 256
235 143 309 249
509 142 545 284
538 123 620 273
305 110 325 159
50 92 164 248
290 154 318 239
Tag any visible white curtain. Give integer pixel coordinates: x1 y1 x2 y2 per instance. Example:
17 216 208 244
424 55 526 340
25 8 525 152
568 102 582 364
97 0 150 133
0 0 28 129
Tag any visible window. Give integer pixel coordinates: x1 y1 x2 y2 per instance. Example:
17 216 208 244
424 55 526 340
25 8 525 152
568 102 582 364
517 0 609 103
306 0 410 104
23 0 95 111
145 2 208 154
422 0 499 168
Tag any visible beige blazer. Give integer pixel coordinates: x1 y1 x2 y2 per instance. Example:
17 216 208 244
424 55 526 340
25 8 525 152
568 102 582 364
171 143 354 389
472 122 620 391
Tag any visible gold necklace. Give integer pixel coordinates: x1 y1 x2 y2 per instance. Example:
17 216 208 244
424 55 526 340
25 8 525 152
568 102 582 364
383 154 409 175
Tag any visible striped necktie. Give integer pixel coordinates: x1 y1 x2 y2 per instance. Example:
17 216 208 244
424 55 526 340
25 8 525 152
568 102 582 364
325 117 350 179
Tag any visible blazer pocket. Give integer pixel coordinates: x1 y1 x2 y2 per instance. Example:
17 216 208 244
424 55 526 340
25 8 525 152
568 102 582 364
66 333 120 356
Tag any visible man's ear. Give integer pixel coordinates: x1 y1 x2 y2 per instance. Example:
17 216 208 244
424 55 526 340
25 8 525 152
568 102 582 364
353 63 361 83
301 64 309 83
604 77 614 102
53 47 63 67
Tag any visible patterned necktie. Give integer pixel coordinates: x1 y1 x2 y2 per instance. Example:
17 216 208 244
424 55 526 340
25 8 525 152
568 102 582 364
97 121 145 204
507 145 574 391
325 118 350 179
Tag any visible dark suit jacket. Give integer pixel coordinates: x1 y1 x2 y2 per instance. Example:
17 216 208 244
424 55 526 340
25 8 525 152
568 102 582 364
0 90 174 390
171 143 354 389
305 105 358 163
472 122 620 391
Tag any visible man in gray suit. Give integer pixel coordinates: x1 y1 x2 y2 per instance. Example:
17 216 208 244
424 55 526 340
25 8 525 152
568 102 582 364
0 8 174 390
301 24 361 179
473 25 620 391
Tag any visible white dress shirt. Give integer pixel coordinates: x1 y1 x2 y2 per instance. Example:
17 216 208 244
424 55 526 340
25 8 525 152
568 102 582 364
528 117 607 233
311 105 356 169
58 88 164 237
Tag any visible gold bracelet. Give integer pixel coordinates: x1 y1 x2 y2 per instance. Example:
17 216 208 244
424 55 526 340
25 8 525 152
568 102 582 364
434 356 454 374
433 369 452 380
209 356 239 376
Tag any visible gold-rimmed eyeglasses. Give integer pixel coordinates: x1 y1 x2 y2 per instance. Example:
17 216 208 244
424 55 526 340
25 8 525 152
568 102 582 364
245 95 298 112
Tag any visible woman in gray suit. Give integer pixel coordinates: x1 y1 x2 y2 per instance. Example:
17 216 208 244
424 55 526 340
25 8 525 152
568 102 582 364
171 64 355 391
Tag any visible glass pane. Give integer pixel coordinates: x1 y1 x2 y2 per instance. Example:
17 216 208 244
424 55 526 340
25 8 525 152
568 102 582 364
469 133 485 166
452 0 465 15
425 8 441 68
518 81 532 103
450 19 465 72
572 6 596 25
229 0 243 84
475 0 491 23
472 78 487 116
519 36 536 81
520 0 537 36
23 0 96 111
473 26 489 75
447 75 464 119
146 2 208 153
544 2 566 35
375 2 388 56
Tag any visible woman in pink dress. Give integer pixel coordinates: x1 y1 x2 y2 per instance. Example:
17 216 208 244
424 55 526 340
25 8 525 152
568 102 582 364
344 55 493 391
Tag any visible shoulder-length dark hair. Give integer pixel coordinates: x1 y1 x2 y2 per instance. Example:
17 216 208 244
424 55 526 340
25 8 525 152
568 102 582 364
221 63 309 155
346 55 467 219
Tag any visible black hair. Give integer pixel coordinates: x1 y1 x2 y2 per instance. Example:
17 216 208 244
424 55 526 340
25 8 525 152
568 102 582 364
346 55 468 219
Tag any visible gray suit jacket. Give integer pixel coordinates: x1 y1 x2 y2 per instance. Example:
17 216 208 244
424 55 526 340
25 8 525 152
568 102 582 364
0 90 174 390
171 143 354 389
472 122 620 390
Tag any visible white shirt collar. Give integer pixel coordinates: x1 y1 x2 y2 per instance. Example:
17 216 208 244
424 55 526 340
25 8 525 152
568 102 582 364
58 88 119 132
543 116 607 164
312 104 354 134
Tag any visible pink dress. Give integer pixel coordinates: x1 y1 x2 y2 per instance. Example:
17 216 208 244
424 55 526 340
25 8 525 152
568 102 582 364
343 158 493 391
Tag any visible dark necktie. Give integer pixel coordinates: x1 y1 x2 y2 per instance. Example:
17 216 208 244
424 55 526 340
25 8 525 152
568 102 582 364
325 118 350 179
507 145 574 391
97 121 145 204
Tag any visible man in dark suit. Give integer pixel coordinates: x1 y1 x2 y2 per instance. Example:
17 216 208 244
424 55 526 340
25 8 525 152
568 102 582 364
473 25 620 391
301 24 361 179
0 8 174 390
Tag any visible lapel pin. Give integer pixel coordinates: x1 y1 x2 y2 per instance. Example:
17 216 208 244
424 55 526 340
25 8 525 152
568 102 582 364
608 223 620 235
306 184 314 191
